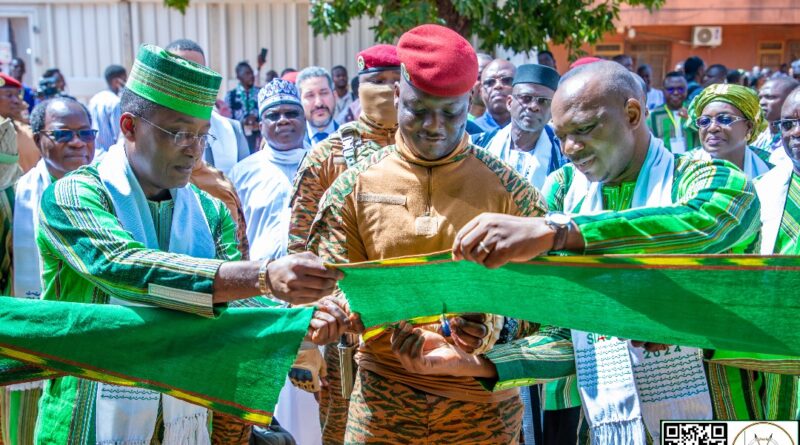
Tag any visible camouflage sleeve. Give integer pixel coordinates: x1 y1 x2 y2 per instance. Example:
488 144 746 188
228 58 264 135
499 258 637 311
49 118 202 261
288 140 338 254
305 175 368 264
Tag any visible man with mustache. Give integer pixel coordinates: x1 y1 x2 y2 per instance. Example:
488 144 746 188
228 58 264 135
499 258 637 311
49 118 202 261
401 61 760 444
0 97 95 445
756 77 800 165
305 24 547 443
473 63 565 189
287 43 402 445
229 78 308 262
473 59 516 132
751 85 800 421
298 66 339 146
472 61 572 445
648 71 699 154
31 44 345 444
467 52 493 121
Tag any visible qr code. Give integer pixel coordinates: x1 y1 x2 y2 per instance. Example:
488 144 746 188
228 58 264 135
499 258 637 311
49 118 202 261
663 422 727 445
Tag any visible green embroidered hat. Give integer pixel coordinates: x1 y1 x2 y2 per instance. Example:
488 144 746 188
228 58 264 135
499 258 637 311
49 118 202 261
126 44 222 120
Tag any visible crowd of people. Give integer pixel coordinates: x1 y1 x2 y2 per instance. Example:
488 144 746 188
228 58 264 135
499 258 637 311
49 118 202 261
0 22 798 445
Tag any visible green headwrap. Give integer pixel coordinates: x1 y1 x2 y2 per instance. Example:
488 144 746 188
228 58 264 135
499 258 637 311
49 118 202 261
686 83 767 143
126 44 222 120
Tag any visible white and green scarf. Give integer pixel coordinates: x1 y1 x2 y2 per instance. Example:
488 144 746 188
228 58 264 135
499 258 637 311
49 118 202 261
95 144 213 445
563 136 712 445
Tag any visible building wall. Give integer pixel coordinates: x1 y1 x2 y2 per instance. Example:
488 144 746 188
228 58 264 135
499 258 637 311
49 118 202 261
551 24 800 81
0 0 378 102
546 0 800 87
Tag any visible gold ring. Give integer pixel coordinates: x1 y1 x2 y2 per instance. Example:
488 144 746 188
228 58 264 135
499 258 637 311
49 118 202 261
478 241 491 254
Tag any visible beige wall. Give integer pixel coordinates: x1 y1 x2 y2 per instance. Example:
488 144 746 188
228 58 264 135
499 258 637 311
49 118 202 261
0 0 378 102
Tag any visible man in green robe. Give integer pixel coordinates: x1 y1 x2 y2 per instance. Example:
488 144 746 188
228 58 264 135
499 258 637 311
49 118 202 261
746 85 800 421
31 44 346 445
647 71 699 153
390 61 777 443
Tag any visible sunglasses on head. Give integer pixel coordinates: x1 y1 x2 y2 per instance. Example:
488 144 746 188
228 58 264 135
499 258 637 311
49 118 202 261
40 129 98 143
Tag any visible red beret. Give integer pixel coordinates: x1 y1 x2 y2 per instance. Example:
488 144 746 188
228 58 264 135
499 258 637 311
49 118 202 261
397 24 477 97
0 73 21 89
282 71 298 84
569 57 602 70
357 44 400 74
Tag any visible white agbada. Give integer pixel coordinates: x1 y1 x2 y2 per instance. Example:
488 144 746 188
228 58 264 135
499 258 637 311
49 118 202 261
95 144 212 445
8 159 51 391
485 124 559 189
559 136 712 445
207 110 241 175
13 159 51 299
229 142 307 261
755 162 794 254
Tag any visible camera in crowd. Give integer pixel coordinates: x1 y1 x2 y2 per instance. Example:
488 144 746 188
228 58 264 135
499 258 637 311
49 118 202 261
37 76 62 100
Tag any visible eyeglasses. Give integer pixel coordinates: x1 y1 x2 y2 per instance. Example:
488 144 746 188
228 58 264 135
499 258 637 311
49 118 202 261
40 129 98 143
263 110 302 122
482 76 514 89
695 114 749 129
511 94 552 108
666 87 686 95
777 118 800 133
135 115 216 147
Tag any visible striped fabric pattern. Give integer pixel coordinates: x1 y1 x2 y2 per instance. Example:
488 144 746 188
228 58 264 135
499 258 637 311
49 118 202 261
37 165 239 315
547 156 761 254
487 155 763 418
30 164 242 442
0 188 12 295
126 44 221 119
775 172 800 254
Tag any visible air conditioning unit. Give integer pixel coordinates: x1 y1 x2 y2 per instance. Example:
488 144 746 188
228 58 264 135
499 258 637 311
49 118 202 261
693 26 723 47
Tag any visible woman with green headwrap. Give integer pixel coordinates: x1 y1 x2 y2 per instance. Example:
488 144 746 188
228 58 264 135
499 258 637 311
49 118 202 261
686 83 773 179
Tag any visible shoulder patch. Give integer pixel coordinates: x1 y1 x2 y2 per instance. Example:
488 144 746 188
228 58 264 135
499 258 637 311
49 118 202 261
468 144 543 214
316 145 398 215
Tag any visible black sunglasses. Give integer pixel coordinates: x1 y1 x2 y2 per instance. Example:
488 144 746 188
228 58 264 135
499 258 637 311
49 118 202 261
40 129 98 143
482 76 514 89
264 110 302 122
777 118 800 133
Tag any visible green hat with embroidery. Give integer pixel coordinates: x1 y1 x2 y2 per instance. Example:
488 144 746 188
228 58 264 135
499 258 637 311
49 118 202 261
126 44 222 120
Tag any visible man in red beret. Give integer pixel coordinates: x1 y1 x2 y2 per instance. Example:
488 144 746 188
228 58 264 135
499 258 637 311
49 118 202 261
0 73 40 173
304 24 547 442
287 42 402 444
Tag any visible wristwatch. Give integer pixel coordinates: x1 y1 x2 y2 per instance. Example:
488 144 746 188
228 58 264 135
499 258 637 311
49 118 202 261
544 212 571 251
258 259 272 295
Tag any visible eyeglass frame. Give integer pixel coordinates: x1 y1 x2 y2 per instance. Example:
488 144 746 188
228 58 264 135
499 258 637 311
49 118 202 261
134 114 216 147
510 94 553 109
776 118 800 134
695 114 749 129
262 109 303 122
38 128 98 144
482 76 514 90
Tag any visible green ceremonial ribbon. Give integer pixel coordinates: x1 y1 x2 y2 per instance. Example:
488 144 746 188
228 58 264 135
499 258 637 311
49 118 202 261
0 298 313 425
337 253 800 357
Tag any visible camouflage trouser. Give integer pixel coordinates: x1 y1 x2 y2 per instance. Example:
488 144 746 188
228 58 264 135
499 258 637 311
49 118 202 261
318 343 355 444
211 411 251 445
344 368 523 444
